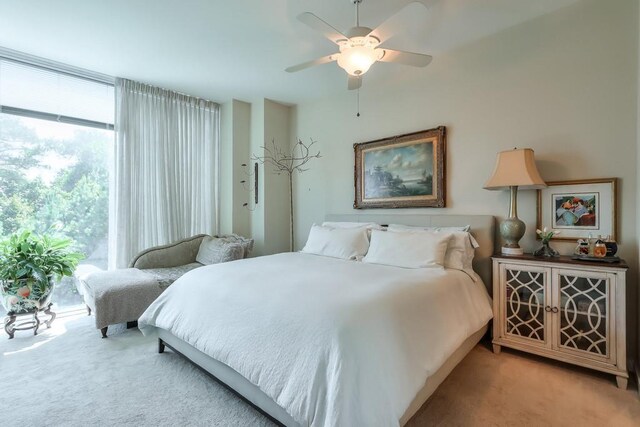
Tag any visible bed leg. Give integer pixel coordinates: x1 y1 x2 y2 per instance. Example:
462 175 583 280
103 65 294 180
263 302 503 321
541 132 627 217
492 344 501 354
101 327 108 338
158 338 165 354
126 320 138 329
86 305 92 316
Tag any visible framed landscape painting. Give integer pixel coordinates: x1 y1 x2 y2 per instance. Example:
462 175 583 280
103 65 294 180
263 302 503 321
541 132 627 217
536 178 617 241
354 126 446 209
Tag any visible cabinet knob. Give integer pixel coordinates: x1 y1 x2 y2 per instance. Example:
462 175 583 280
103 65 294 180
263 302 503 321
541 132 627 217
552 307 559 313
545 306 552 312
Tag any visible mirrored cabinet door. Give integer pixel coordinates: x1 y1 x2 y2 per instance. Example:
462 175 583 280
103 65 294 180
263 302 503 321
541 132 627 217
554 270 613 362
501 264 550 347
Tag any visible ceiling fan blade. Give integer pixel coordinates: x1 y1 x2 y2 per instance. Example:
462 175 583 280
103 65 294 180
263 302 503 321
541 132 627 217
285 54 338 73
348 75 362 91
379 49 432 67
367 2 428 44
298 12 348 44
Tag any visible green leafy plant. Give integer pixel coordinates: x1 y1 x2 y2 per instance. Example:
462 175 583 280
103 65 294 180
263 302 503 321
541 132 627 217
0 230 83 284
536 227 560 243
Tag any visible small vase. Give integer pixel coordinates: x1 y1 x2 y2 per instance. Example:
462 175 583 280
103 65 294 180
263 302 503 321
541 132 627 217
534 240 558 257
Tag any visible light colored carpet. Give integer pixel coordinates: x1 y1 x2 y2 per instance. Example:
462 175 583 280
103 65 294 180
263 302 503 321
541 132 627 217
1 313 638 426
1 313 272 426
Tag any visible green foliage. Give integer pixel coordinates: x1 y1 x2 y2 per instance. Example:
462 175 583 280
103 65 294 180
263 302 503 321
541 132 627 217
0 114 110 258
0 230 83 283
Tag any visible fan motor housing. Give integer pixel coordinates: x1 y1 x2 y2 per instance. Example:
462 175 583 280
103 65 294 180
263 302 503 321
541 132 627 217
346 26 373 39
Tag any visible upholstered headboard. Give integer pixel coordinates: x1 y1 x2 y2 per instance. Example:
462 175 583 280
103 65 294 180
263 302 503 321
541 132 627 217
325 214 495 293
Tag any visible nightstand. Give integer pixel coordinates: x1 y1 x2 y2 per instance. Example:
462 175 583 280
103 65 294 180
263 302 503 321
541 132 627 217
491 254 628 389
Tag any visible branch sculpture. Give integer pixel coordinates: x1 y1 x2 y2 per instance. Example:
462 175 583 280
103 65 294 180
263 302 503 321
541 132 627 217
253 138 321 251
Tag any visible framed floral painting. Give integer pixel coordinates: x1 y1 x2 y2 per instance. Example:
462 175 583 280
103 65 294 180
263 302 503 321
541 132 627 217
536 178 617 241
354 126 446 209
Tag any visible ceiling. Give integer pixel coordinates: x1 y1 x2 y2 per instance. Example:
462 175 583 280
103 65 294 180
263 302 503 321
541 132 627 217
0 0 580 104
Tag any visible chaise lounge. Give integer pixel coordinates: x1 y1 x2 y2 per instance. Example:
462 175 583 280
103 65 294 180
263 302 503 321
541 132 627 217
76 234 252 337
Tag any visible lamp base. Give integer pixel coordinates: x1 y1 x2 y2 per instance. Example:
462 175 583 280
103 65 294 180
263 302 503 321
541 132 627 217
501 246 524 256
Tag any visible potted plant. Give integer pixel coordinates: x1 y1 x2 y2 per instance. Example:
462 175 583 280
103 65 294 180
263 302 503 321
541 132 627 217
0 230 83 315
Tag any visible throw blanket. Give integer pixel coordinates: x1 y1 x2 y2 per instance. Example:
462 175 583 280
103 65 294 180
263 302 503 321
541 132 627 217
139 253 493 426
84 268 161 329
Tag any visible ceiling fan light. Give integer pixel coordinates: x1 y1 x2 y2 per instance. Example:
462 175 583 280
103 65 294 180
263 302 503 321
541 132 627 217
337 45 379 76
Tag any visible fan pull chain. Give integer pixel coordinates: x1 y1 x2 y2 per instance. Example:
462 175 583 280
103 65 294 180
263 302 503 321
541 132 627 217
356 88 360 117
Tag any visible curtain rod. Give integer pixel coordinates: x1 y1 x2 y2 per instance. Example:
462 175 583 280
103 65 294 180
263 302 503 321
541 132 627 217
0 46 115 86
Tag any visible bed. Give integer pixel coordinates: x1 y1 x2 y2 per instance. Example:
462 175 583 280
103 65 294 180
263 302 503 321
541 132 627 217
139 214 495 426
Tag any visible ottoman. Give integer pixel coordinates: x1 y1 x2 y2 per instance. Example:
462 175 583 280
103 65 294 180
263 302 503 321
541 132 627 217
76 266 199 338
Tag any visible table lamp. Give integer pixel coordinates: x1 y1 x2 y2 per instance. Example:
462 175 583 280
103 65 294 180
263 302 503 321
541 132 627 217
484 148 547 255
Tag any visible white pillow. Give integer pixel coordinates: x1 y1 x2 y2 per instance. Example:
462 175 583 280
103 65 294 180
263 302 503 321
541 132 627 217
322 221 384 230
388 223 471 232
443 231 481 281
301 225 370 260
388 225 480 281
362 229 451 269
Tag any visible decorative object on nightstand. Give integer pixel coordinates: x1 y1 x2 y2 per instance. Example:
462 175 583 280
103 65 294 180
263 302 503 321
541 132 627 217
484 148 546 256
533 227 559 257
574 239 590 256
604 235 618 257
491 254 629 389
593 236 607 258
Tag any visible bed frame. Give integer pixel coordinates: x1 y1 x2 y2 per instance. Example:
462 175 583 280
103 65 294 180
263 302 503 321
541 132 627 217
157 214 495 426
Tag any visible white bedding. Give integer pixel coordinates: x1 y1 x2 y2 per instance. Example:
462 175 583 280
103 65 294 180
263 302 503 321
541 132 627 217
139 252 493 426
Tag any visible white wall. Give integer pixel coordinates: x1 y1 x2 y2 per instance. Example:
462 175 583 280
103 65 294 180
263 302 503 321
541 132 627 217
249 99 292 255
219 99 251 237
263 99 292 254
292 0 638 365
231 100 252 238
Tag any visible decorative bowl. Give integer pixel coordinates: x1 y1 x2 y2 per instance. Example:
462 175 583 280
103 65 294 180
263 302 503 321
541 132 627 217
0 278 54 315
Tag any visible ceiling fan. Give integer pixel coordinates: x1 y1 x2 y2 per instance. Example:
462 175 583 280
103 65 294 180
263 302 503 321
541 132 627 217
285 0 432 90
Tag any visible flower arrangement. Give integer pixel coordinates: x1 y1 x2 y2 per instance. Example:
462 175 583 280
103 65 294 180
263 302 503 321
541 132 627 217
536 227 560 243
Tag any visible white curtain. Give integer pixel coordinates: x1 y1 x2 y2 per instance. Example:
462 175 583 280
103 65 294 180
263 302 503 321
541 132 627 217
109 78 220 268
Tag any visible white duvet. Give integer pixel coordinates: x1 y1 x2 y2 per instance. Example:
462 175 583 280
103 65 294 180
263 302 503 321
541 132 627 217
139 253 492 426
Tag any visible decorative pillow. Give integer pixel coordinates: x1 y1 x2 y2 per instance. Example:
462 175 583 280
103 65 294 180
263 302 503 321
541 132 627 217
388 223 471 232
196 237 244 265
362 229 451 269
301 225 370 260
216 234 254 258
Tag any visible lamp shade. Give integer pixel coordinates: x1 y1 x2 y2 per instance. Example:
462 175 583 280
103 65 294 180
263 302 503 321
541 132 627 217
484 148 547 190
337 46 380 76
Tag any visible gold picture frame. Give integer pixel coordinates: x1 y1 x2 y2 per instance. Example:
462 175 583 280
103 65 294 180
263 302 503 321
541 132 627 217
536 178 618 241
354 127 446 209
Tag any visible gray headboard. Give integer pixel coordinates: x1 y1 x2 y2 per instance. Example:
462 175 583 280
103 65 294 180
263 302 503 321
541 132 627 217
325 214 495 293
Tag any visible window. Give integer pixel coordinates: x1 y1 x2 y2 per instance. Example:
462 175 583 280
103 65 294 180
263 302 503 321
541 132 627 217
0 53 114 317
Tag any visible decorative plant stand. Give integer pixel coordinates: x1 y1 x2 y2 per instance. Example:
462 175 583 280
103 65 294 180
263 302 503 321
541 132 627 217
4 303 56 339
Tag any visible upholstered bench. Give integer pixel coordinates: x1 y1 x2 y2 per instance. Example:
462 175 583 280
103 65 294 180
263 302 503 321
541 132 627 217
76 234 253 337
78 268 169 338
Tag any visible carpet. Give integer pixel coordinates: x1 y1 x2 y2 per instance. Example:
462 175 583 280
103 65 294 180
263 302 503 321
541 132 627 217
0 313 272 426
1 313 638 426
